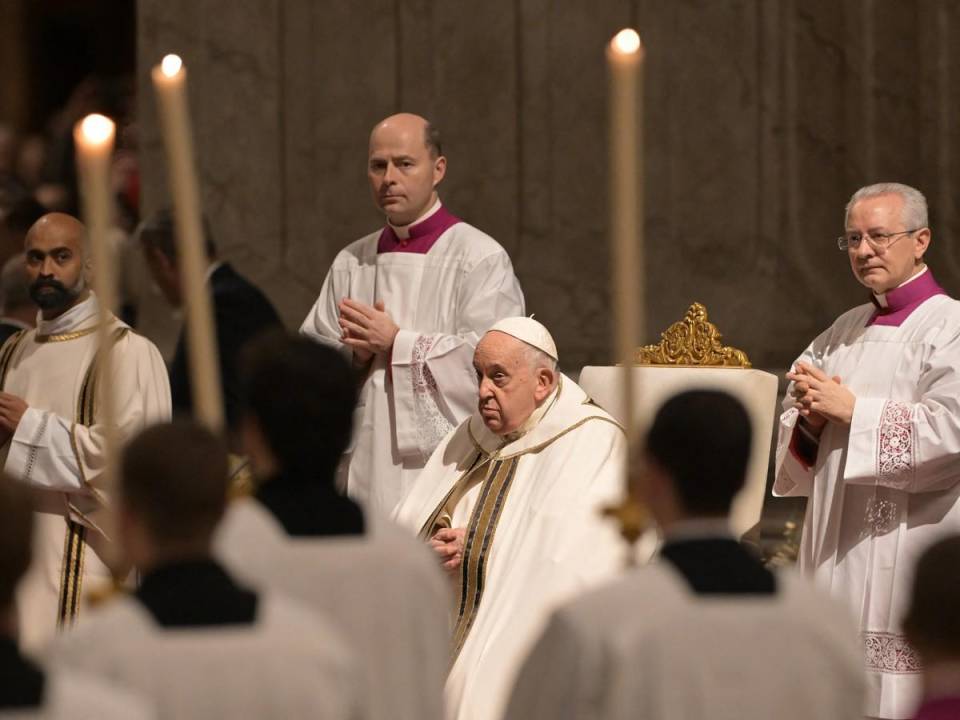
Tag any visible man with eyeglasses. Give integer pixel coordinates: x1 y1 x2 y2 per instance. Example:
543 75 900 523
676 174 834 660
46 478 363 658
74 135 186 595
774 182 960 720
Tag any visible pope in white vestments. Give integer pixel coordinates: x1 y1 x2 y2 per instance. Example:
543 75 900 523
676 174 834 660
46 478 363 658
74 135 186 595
775 183 960 719
394 317 626 720
0 213 170 652
301 113 524 517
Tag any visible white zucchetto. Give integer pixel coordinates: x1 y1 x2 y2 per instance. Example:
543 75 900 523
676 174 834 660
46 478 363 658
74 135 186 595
486 316 558 361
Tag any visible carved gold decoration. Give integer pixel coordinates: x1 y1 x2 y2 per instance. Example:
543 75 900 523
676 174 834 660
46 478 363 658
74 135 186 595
635 302 751 368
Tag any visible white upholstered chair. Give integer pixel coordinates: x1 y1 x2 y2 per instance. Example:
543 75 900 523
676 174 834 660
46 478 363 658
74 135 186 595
579 302 779 538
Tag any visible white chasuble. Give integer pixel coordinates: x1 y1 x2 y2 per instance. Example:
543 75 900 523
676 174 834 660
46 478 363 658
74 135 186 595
50 594 361 720
775 289 960 719
301 216 524 518
504 564 865 720
0 295 171 652
215 501 450 720
394 375 627 720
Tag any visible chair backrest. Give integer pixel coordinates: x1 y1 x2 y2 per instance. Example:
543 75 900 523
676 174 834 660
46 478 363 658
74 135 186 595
579 302 778 537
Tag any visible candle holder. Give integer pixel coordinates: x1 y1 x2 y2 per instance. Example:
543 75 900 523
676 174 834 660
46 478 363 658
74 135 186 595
602 495 649 566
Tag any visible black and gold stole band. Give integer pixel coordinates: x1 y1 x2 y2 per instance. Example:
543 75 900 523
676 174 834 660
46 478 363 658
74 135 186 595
418 451 488 541
0 330 26 383
0 333 85 624
423 454 521 663
56 327 128 629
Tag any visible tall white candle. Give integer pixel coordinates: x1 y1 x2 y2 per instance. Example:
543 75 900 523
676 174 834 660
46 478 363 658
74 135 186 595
607 29 645 453
74 113 120 557
151 54 225 433
74 114 117 425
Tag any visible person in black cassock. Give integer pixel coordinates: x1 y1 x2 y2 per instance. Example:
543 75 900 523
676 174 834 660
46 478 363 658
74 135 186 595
137 208 282 446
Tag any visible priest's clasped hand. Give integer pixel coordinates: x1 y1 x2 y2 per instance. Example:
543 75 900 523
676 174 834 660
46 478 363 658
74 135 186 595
338 298 400 363
429 527 466 572
786 362 855 428
0 392 28 436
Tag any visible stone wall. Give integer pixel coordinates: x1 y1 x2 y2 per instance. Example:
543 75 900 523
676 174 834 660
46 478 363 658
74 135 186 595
137 0 960 372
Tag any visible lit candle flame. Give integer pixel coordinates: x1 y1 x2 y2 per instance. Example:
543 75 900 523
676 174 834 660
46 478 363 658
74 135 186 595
161 54 183 77
79 114 115 145
611 28 641 56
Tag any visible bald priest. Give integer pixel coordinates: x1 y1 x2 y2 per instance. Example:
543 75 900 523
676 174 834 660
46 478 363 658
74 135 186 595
394 317 627 720
301 113 524 518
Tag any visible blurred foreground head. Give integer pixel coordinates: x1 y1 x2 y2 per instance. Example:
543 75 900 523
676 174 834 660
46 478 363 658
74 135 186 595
903 535 960 664
120 421 228 569
240 332 357 482
638 390 752 526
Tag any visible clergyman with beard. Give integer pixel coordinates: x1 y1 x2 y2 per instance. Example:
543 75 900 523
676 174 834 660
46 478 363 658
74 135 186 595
0 212 171 651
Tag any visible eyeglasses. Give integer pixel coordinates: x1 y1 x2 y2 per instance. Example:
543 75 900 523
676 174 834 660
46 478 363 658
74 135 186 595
837 228 923 251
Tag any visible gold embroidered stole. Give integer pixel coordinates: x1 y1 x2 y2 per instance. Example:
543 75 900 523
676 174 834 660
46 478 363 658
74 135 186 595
418 449 523 663
0 330 27 381
55 326 128 628
418 451 488 538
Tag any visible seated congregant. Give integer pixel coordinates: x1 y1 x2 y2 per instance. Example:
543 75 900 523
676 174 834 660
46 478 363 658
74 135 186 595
215 333 449 720
0 474 150 718
505 390 866 720
51 421 362 720
394 316 627 720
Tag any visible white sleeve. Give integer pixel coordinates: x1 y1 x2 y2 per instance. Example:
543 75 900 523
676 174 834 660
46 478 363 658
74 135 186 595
772 342 820 498
5 334 171 503
391 251 525 460
843 323 960 493
6 407 86 492
300 266 352 357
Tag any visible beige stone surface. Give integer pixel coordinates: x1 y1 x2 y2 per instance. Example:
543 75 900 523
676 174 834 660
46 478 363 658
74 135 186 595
137 0 960 374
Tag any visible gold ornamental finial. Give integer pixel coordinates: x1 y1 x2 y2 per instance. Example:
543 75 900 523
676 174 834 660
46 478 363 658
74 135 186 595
635 302 751 367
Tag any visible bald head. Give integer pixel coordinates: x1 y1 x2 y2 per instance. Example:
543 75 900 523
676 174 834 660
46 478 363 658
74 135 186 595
474 331 558 436
25 212 86 251
370 113 441 159
24 212 90 319
368 114 446 226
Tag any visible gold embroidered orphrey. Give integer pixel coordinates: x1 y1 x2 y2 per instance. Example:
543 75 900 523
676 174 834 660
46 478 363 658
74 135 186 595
635 302 751 368
417 450 523 665
0 326 128 631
